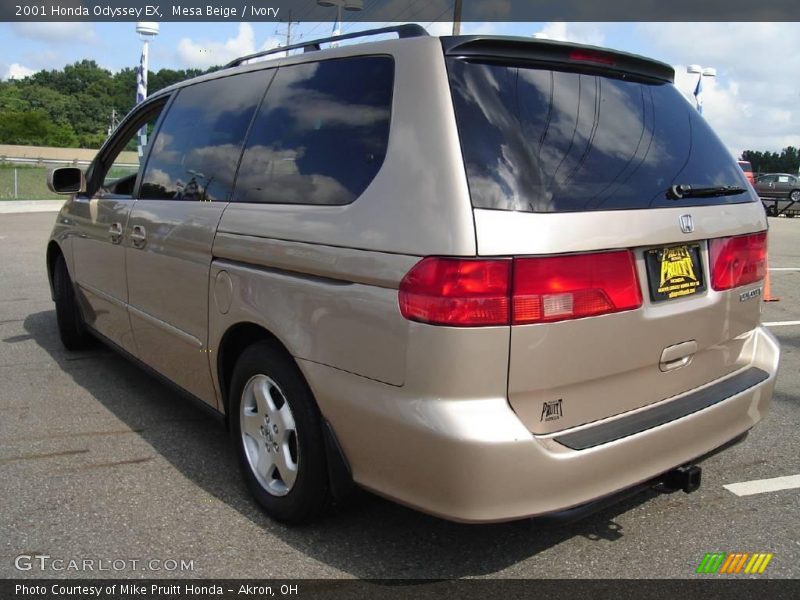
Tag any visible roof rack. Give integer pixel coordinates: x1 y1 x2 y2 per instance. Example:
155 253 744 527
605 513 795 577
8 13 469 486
223 24 429 69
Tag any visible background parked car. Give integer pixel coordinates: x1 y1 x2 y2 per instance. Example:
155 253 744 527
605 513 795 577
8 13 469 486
755 173 800 216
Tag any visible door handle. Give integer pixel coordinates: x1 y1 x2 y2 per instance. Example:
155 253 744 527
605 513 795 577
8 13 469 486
108 222 122 244
130 225 147 248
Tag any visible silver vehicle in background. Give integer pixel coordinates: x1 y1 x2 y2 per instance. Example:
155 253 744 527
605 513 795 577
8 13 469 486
756 173 800 216
46 26 779 524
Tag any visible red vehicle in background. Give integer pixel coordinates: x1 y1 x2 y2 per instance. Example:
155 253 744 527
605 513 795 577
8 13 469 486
738 160 755 185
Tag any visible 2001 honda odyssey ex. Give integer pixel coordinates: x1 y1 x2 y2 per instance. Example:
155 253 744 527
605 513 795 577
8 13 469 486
46 26 780 524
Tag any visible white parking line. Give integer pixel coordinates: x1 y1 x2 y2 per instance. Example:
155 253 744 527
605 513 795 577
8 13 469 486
724 474 800 497
763 320 800 327
769 267 800 271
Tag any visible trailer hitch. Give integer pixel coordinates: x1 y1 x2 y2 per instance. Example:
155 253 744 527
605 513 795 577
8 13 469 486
662 465 702 493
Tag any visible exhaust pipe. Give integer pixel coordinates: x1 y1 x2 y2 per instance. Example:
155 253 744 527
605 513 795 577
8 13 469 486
662 465 702 493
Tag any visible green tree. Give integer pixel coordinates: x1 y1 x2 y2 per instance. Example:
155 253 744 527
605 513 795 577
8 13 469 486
741 147 800 175
0 60 220 148
0 110 78 146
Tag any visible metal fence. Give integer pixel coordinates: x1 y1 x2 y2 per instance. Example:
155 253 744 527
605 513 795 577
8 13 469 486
0 156 137 200
0 164 70 200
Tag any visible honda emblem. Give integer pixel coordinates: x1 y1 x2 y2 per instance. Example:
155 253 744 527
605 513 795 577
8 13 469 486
679 214 694 234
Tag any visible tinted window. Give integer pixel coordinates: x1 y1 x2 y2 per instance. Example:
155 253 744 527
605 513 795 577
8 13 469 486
448 60 755 212
93 101 165 197
140 71 270 201
233 56 394 205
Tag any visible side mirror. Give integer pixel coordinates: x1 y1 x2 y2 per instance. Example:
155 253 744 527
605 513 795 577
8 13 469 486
47 167 86 195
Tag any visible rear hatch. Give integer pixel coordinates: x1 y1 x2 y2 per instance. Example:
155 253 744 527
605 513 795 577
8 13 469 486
443 37 768 435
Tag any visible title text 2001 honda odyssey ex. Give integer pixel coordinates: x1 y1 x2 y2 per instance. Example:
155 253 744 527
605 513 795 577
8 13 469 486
46 25 780 524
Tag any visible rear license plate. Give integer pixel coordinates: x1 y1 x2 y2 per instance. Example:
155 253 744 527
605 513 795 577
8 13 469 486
645 244 706 302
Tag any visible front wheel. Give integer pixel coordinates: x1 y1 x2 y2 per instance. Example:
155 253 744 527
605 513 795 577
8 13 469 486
229 341 330 524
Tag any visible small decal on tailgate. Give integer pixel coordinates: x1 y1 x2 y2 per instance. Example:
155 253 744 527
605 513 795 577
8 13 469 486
540 399 563 422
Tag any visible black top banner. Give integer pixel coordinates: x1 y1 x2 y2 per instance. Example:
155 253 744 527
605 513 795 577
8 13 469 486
2 0 800 22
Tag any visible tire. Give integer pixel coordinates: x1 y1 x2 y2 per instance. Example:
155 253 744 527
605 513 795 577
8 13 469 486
790 189 800 203
229 341 329 524
53 254 93 351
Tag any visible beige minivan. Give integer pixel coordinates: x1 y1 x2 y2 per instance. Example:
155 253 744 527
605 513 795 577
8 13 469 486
46 26 780 524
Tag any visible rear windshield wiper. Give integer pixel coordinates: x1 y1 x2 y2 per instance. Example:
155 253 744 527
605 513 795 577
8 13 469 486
667 184 747 200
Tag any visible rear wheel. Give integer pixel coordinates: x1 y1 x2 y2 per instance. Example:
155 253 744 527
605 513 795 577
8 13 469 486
53 254 93 350
789 190 800 216
229 341 329 524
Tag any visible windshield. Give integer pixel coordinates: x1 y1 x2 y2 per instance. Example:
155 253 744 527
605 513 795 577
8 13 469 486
447 59 756 213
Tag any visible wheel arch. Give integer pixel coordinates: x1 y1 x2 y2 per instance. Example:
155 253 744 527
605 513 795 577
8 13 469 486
216 322 293 417
46 240 64 301
216 320 355 500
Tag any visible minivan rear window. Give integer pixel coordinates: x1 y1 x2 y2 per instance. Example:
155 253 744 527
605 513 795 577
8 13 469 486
447 59 754 213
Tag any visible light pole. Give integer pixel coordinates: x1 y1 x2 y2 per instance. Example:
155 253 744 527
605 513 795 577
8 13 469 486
135 22 159 103
135 22 158 158
317 0 363 45
687 64 716 114
453 0 462 35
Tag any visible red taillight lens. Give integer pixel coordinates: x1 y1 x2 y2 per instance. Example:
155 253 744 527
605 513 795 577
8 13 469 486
709 231 767 291
512 251 642 324
399 251 643 326
398 258 511 326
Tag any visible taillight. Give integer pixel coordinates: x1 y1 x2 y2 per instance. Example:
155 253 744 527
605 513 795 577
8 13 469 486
709 231 767 291
398 258 511 326
512 251 641 324
398 251 642 327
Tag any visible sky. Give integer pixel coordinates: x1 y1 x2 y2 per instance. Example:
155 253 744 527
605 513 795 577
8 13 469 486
1 20 799 157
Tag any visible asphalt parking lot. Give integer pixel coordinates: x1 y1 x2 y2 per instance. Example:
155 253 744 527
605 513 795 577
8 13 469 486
0 209 798 580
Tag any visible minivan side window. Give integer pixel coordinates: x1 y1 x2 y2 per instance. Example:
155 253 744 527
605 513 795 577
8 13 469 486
140 71 270 202
89 100 166 198
232 56 394 205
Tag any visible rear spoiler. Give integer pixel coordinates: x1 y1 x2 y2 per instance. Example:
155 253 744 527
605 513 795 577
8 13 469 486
441 36 674 83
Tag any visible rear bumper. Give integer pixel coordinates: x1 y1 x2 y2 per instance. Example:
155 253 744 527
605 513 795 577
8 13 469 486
302 325 780 523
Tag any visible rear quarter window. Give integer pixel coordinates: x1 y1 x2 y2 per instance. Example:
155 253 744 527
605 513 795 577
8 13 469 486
447 59 754 213
232 55 394 205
